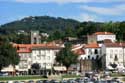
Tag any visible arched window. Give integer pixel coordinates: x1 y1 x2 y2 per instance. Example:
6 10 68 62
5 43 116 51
88 55 90 59
95 49 98 54
96 55 99 60
89 49 92 55
114 55 118 61
92 57 94 60
34 37 37 44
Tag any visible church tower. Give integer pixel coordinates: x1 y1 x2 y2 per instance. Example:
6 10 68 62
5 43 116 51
31 31 41 44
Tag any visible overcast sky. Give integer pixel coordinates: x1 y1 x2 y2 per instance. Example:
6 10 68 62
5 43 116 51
0 0 125 24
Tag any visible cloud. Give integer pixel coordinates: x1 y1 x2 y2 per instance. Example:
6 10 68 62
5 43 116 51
14 0 125 3
81 4 125 16
77 13 101 22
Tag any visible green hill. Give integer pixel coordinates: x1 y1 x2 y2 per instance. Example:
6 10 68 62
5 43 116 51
0 16 80 33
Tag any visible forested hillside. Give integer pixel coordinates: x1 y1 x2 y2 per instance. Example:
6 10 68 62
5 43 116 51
0 16 80 33
0 16 125 43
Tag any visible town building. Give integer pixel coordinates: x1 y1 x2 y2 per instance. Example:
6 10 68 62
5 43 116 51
88 32 116 44
31 43 62 75
72 43 100 73
13 44 32 75
101 42 125 70
13 43 62 75
31 31 41 44
78 43 101 60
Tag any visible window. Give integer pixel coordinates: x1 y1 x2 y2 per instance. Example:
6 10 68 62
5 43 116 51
47 56 50 60
114 55 118 61
88 55 90 59
110 54 113 58
34 37 37 44
37 55 41 60
92 57 94 60
96 55 99 60
39 50 41 55
110 50 113 53
95 49 98 54
17 46 19 50
89 49 92 55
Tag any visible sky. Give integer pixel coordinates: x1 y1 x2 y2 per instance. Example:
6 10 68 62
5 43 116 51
0 0 125 25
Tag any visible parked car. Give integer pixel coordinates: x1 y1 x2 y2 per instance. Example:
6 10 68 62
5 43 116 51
0 72 8 76
61 80 67 83
28 80 34 83
36 80 43 83
43 80 49 83
7 81 13 83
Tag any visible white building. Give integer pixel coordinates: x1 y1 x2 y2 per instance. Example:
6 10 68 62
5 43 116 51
13 44 32 74
101 43 125 70
72 43 101 60
88 32 116 44
31 44 61 70
13 43 62 75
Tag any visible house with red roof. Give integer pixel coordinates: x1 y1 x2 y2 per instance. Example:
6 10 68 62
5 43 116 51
88 32 116 44
101 42 125 70
13 43 63 75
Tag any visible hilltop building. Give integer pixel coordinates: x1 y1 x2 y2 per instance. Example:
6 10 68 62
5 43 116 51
88 32 116 44
31 31 41 44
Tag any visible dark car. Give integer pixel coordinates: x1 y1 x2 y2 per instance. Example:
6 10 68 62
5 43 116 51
28 80 34 83
36 80 43 83
50 80 59 83
61 80 67 83
43 80 50 83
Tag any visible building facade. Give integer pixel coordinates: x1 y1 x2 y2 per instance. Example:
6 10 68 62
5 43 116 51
13 44 32 74
31 44 61 70
31 31 41 44
13 43 62 75
101 43 125 70
88 32 116 44
78 43 101 60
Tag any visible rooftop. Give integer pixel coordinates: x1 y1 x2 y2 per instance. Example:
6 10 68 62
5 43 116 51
85 43 99 48
13 43 62 53
93 32 114 35
104 42 125 47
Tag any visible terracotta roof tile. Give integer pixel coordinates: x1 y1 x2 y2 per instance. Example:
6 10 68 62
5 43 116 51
104 43 125 47
13 43 62 53
73 48 85 55
85 43 99 48
93 32 114 35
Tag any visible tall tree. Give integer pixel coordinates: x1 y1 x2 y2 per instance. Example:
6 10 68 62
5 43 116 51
56 43 78 69
31 63 41 75
0 40 19 71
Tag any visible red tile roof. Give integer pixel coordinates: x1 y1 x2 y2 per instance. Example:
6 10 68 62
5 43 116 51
93 32 114 35
85 43 99 48
103 39 112 43
13 43 62 53
104 43 125 47
73 48 85 55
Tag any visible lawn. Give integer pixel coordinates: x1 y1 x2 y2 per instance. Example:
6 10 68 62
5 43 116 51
0 74 81 81
111 73 125 77
0 75 46 81
62 74 81 78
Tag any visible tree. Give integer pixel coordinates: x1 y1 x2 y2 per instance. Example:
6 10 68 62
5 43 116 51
0 41 19 71
110 63 117 69
56 43 78 69
31 63 41 75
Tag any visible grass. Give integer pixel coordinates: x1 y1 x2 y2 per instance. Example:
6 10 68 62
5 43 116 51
62 74 81 78
0 75 47 81
0 74 81 81
110 73 125 77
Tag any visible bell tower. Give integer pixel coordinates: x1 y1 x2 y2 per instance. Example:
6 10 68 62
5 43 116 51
31 31 41 44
